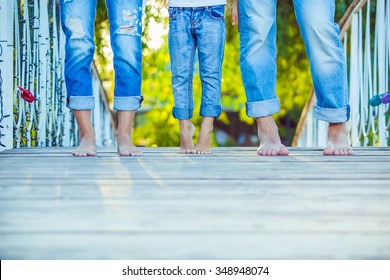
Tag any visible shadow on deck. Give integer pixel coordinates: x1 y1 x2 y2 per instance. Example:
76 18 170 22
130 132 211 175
0 147 390 259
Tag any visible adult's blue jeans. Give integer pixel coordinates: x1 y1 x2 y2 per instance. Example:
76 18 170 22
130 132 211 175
59 0 143 111
239 0 350 123
168 5 226 120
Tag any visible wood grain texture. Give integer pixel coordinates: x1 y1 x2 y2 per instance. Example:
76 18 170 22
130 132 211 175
0 147 389 259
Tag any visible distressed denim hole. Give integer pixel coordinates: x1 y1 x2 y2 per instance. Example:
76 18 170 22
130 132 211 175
118 9 141 36
66 17 86 39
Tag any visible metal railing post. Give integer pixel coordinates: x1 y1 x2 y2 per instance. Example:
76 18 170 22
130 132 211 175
0 0 14 151
0 0 116 151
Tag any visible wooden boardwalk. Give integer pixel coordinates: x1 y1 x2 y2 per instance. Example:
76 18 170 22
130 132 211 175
0 147 390 260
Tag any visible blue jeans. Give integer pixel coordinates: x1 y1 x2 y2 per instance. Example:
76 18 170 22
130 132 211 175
168 5 226 120
59 0 143 111
239 0 350 123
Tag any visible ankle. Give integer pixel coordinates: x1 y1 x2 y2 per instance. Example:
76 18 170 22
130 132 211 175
200 123 213 133
179 119 193 130
200 118 214 133
116 131 131 139
329 122 347 130
79 131 95 140
256 117 278 133
328 123 348 135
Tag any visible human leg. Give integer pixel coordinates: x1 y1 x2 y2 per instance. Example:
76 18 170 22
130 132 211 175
239 0 288 156
59 0 97 156
294 0 352 155
168 8 197 153
72 110 96 156
116 111 142 156
195 5 226 154
106 0 143 155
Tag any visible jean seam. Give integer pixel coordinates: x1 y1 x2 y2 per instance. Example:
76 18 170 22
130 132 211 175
187 29 196 116
168 7 181 21
219 21 225 89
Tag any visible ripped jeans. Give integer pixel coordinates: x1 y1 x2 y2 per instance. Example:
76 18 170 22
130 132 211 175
59 0 143 110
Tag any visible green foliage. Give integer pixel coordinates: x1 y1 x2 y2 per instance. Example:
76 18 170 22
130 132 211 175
93 0 353 147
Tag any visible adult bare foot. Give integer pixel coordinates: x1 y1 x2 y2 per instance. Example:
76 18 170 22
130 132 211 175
116 133 142 156
73 134 96 156
72 110 96 157
256 116 289 156
116 110 142 156
323 122 353 156
195 117 214 154
179 119 195 154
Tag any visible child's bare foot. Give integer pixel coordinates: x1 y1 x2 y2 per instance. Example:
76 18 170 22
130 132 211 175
195 117 214 154
116 133 142 156
72 110 96 157
323 123 353 156
73 134 96 156
256 116 289 156
179 120 195 154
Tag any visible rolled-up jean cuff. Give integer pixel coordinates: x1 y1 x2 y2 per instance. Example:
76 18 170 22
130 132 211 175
314 104 350 123
172 107 193 120
246 98 280 118
113 96 143 111
200 104 221 118
67 96 95 110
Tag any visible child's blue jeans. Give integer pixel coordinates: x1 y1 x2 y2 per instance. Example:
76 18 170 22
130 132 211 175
59 0 143 111
239 0 350 123
168 5 226 120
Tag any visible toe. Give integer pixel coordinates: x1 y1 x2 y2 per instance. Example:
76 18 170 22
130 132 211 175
323 148 333 156
280 147 289 156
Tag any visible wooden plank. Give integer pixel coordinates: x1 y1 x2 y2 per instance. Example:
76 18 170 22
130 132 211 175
1 200 389 233
1 180 390 196
0 147 389 259
1 233 389 260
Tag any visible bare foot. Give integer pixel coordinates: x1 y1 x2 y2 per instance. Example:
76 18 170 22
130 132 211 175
115 110 142 156
256 116 289 156
323 123 353 156
117 133 142 156
72 110 96 157
73 134 96 157
195 117 214 154
179 120 195 154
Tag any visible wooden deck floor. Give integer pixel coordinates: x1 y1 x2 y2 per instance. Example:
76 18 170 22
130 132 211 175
0 147 390 260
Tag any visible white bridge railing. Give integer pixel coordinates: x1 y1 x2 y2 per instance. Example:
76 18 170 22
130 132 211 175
293 0 389 147
0 0 115 152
